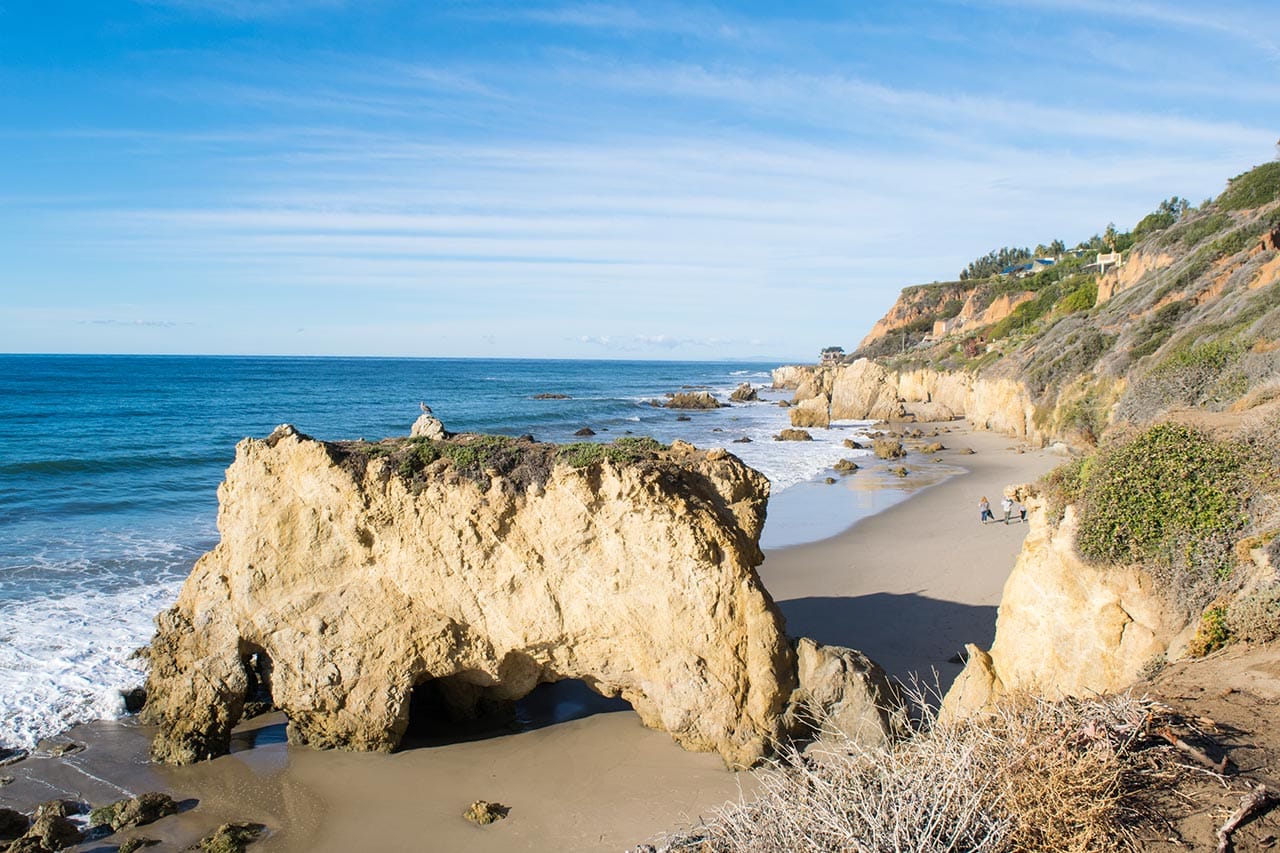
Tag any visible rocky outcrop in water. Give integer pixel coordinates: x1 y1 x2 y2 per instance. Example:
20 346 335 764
145 426 906 768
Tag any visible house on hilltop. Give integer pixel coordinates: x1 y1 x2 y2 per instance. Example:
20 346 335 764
820 346 845 364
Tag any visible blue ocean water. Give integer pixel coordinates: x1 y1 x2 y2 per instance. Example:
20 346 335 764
0 354 874 749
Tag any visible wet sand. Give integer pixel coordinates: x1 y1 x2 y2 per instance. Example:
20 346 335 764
1 422 1063 852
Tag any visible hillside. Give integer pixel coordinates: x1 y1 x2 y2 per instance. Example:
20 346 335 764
850 160 1280 447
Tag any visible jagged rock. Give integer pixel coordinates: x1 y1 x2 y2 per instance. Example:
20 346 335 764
890 466 909 477
921 442 945 453
144 426 797 768
33 802 81 821
573 427 595 436
872 437 905 459
784 639 907 746
187 822 265 853
410 406 447 440
90 793 179 831
789 397 831 429
841 438 866 450
119 839 160 853
824 477 836 484
729 383 758 403
1262 225 1280 253
770 365 812 390
0 807 28 841
23 811 81 851
122 687 147 713
462 801 509 825
774 429 812 442
664 391 722 410
833 459 859 473
0 746 27 766
7 838 54 853
775 399 791 408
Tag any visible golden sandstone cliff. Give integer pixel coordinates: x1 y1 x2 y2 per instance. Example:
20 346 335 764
145 426 903 767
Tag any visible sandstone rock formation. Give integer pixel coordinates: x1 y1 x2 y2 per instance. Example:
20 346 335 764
943 497 1192 718
664 391 722 410
784 359 1043 443
783 639 907 746
145 425 904 769
729 382 758 402
770 365 811 390
774 429 812 442
410 405 446 440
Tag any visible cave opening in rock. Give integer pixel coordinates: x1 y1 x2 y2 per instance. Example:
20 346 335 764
232 645 286 749
400 675 633 749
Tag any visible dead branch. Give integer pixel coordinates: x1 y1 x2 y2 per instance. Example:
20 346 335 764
1158 725 1229 774
1216 784 1277 853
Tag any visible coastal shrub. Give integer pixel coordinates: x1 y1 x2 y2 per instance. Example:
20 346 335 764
1041 458 1086 526
1171 212 1231 247
1128 301 1191 361
1074 424 1248 583
1186 605 1231 657
649 694 1178 852
1227 585 1280 644
1025 327 1113 397
1218 161 1280 211
556 436 666 468
1058 279 1097 314
1117 339 1247 421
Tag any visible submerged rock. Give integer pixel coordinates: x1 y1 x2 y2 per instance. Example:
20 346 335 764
145 426 797 768
774 429 812 442
573 427 596 436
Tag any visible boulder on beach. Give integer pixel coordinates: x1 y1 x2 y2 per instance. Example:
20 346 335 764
23 808 81 851
872 437 906 459
774 429 813 442
833 459 859 473
0 808 28 842
90 793 179 831
189 822 265 853
144 424 905 769
783 639 907 747
573 427 596 436
789 397 830 429
729 383 758 403
663 391 722 410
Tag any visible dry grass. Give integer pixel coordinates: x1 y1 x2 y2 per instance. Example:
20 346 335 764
639 692 1183 853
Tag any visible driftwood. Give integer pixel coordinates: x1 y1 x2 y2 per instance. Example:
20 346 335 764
1216 784 1277 853
1157 725 1229 774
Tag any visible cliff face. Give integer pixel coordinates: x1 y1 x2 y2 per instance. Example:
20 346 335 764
145 426 905 768
942 498 1191 717
783 359 1043 442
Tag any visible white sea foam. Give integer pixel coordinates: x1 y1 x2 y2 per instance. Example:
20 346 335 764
0 579 183 749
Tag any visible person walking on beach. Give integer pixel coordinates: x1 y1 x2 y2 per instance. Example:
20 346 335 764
1001 495 1014 525
979 496 992 524
1019 501 1027 523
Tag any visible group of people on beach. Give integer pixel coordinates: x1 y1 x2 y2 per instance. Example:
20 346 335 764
978 494 1026 525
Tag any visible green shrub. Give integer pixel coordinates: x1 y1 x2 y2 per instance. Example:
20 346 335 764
556 435 666 468
1075 424 1249 578
1173 212 1231 247
1041 457 1086 525
1058 280 1097 314
1227 586 1280 644
1218 161 1280 211
1187 605 1231 656
1132 210 1176 241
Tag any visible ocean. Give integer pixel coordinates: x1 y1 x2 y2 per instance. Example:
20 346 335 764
0 354 876 751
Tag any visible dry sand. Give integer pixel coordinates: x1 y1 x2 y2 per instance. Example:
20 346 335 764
2 423 1063 852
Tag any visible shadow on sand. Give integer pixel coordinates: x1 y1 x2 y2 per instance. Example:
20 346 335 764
778 593 998 696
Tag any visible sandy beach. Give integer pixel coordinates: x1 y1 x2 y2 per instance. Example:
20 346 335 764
2 423 1063 852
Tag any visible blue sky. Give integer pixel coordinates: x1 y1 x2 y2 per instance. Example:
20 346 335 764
1 1 1276 360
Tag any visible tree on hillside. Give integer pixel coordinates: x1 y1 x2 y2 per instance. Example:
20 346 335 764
959 246 1032 280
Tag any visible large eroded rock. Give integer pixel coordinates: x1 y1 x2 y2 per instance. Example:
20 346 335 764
145 426 802 767
942 497 1192 718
